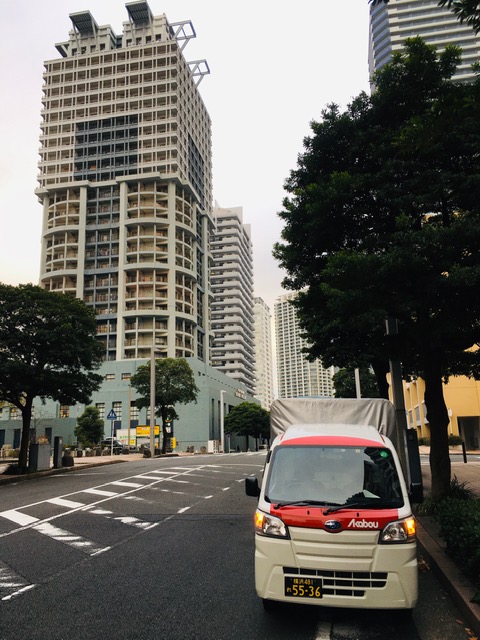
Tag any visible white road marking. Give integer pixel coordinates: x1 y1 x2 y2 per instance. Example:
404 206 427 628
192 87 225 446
222 487 231 491
82 488 119 497
110 481 144 488
88 509 157 530
32 522 110 555
0 510 39 526
145 470 177 475
0 562 34 601
178 506 191 514
2 584 36 601
47 498 85 509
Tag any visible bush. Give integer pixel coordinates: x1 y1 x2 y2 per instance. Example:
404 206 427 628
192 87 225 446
448 434 463 447
435 497 480 585
418 437 430 446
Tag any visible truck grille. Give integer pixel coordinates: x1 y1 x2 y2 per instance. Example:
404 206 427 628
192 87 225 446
283 567 387 597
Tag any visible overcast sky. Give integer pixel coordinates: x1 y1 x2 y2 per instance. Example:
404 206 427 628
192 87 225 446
0 0 371 312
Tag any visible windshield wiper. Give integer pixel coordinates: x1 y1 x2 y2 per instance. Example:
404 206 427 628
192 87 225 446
324 500 401 515
273 500 341 509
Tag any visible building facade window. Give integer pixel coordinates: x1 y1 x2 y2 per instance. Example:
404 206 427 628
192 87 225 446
59 405 70 418
113 401 122 420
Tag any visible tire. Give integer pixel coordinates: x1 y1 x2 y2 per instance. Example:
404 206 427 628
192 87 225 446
391 609 413 624
262 598 279 612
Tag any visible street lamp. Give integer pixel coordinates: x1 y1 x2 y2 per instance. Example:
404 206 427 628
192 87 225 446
150 346 157 456
220 390 225 453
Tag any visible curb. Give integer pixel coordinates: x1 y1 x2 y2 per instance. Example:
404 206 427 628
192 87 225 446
0 452 181 486
0 458 127 486
416 518 480 636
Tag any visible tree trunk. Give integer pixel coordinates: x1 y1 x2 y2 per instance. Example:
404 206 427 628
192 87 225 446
424 363 451 499
371 359 390 399
19 399 33 473
162 423 167 455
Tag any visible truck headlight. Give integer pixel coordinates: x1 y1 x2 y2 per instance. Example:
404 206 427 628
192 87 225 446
379 517 416 544
255 510 289 538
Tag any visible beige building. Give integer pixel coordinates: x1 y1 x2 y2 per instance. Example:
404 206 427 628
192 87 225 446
403 377 480 449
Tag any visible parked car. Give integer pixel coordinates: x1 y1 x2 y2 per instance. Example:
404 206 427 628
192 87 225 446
100 439 127 454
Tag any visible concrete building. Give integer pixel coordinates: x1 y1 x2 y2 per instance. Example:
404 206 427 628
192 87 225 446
274 292 335 399
369 0 480 82
253 297 274 410
0 2 256 454
210 206 255 396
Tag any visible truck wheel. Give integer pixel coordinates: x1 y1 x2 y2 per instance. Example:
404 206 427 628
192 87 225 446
262 598 278 612
391 609 413 624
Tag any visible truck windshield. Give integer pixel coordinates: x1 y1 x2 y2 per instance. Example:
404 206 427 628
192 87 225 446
265 445 404 507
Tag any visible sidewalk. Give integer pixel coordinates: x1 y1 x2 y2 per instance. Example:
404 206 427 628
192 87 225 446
0 452 159 485
417 448 480 635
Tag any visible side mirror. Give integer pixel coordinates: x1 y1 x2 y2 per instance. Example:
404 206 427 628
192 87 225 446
245 476 260 497
409 482 424 504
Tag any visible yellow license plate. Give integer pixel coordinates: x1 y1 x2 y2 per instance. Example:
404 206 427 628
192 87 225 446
284 577 322 598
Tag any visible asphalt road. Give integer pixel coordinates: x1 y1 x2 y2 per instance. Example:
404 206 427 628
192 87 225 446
0 453 474 640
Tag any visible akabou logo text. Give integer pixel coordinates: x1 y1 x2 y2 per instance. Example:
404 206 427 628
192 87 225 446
348 518 379 529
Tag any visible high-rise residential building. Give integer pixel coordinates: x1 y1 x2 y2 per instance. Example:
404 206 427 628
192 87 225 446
36 2 213 363
253 297 274 410
210 206 255 396
14 2 254 454
369 0 480 82
274 292 335 399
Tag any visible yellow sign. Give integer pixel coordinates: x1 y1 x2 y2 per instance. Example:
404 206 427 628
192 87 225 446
171 437 177 449
136 425 160 436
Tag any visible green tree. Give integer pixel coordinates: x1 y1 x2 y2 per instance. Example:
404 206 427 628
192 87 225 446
75 406 104 447
369 0 480 33
130 358 199 454
333 369 380 399
0 284 104 473
273 39 480 499
224 402 270 451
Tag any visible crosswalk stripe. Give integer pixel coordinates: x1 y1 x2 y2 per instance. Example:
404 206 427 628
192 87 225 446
110 481 143 488
47 498 85 509
32 522 110 555
0 510 39 526
88 509 157 530
0 562 35 601
82 488 119 497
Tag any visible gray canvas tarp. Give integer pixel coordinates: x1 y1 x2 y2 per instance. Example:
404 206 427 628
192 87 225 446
270 397 399 448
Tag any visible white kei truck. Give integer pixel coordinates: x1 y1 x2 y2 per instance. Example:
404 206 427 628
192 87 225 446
245 398 421 616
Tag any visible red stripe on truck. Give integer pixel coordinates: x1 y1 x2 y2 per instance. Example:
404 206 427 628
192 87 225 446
281 435 384 447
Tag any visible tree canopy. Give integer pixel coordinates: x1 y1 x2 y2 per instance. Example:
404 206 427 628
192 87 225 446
130 357 199 454
333 369 381 399
273 38 480 498
369 0 480 34
224 402 270 450
75 406 104 447
0 283 104 472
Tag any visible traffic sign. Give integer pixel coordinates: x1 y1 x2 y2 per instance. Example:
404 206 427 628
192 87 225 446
107 409 117 420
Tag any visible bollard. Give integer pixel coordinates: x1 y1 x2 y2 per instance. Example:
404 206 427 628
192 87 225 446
61 449 75 467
